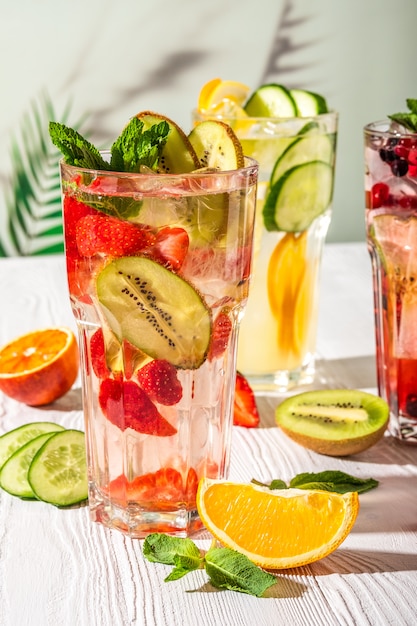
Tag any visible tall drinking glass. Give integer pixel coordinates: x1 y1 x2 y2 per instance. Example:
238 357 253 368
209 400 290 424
193 110 338 391
364 120 417 443
60 155 258 537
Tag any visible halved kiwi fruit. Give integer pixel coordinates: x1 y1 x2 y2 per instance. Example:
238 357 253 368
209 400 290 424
96 256 211 369
275 389 389 456
135 110 199 173
188 120 244 170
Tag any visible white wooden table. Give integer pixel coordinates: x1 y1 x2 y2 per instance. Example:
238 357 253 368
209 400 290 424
1 243 416 626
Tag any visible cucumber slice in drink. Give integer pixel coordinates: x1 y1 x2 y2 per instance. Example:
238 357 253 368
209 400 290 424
263 161 333 232
244 84 297 118
0 432 58 498
0 422 65 471
28 430 88 507
290 89 328 116
270 134 334 185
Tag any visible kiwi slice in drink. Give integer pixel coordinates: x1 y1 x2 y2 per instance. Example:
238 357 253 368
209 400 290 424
188 120 244 169
275 389 389 457
97 256 211 369
136 111 200 173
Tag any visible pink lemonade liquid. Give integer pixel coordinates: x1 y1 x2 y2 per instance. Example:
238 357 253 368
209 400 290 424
365 122 417 442
61 159 257 535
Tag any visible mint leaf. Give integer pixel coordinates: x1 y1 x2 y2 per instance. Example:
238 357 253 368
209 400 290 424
49 122 109 170
388 99 417 133
289 471 378 494
205 547 277 597
388 112 417 133
165 553 202 582
252 470 378 494
110 117 169 172
251 478 287 490
143 533 201 565
406 98 417 115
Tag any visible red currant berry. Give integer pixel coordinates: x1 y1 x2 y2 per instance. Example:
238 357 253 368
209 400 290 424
370 182 390 208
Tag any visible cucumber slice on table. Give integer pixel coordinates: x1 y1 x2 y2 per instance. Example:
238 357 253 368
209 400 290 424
0 432 57 498
0 422 65 471
244 84 297 118
263 161 333 233
28 429 88 507
290 89 328 116
270 134 334 185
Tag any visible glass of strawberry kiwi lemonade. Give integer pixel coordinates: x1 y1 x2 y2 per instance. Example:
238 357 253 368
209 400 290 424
365 112 417 443
194 81 338 391
54 112 258 536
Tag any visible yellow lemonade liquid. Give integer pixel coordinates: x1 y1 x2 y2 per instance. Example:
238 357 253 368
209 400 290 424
234 127 335 390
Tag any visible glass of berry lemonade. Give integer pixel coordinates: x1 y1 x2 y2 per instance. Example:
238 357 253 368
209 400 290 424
194 81 338 391
365 117 417 443
55 114 258 536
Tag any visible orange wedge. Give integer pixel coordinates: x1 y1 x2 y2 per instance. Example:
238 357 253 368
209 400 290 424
0 327 79 406
197 478 359 569
198 78 250 113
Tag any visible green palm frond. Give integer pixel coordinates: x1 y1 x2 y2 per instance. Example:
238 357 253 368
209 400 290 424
1 93 85 257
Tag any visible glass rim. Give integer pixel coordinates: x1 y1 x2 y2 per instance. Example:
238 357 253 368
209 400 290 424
364 119 417 137
192 108 338 124
60 154 259 179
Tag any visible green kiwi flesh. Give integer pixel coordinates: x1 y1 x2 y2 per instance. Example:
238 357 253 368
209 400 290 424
135 111 199 174
275 389 389 456
96 256 211 369
188 120 244 170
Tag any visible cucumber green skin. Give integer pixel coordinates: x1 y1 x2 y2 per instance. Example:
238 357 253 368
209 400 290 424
0 432 57 499
270 134 334 187
0 422 65 471
28 430 88 507
263 160 334 233
244 84 297 118
290 89 329 116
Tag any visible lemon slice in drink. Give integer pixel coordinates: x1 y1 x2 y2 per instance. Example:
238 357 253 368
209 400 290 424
198 78 250 113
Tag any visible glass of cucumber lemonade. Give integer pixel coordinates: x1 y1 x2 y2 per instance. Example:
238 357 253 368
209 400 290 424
194 81 338 391
51 112 258 537
365 106 417 444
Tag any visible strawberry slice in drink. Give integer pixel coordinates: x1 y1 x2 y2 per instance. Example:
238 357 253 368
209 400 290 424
105 467 199 509
233 371 260 428
76 214 155 258
98 378 177 436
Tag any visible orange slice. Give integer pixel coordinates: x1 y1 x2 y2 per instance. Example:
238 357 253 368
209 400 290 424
197 478 359 569
0 327 79 406
198 78 250 113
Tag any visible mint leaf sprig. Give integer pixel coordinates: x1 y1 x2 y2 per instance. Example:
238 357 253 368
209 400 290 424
143 534 277 597
49 117 170 173
388 98 417 133
252 470 378 495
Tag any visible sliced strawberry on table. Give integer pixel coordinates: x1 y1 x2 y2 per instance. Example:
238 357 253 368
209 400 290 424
208 311 233 360
149 226 189 271
98 378 177 436
137 359 183 405
233 371 260 428
76 214 155 258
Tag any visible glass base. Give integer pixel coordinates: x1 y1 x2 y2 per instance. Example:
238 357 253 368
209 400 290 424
244 356 316 393
389 414 417 444
89 489 204 538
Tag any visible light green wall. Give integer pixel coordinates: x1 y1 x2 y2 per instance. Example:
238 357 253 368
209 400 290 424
0 0 416 252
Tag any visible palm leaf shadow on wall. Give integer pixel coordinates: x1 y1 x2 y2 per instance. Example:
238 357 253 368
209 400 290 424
262 0 318 87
